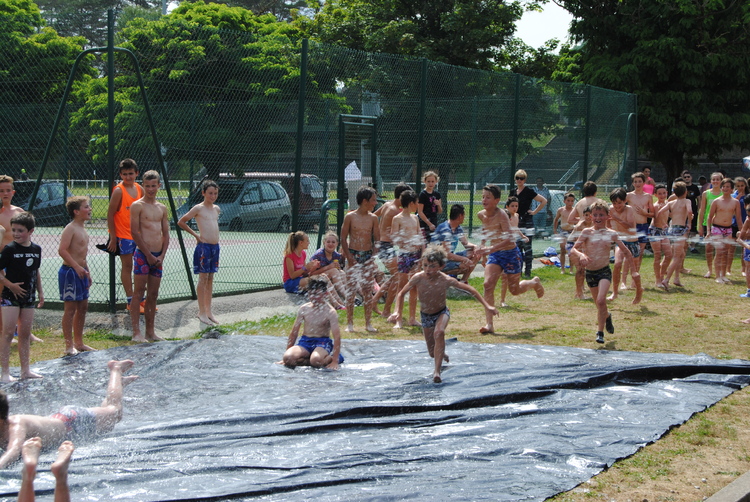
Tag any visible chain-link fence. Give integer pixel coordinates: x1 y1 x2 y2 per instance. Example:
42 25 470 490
0 17 637 308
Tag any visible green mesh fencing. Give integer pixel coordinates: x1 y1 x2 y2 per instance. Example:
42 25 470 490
0 21 637 308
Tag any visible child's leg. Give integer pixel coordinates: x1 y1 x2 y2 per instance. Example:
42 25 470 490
592 281 609 333
659 237 672 284
282 346 311 367
482 264 501 332
144 275 163 341
361 265 377 332
506 273 544 298
205 273 218 324
608 249 624 300
500 273 509 306
90 360 136 433
73 300 93 352
345 266 360 331
130 274 147 342
724 241 735 279
651 239 663 286
119 253 135 300
407 268 419 326
51 441 74 502
559 243 567 273
61 301 78 355
391 272 408 329
196 272 209 323
430 314 451 383
309 347 332 368
0 306 18 382
704 240 714 277
19 437 42 502
17 308 40 380
714 237 726 281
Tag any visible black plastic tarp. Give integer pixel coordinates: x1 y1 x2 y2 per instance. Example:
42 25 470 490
1 335 749 501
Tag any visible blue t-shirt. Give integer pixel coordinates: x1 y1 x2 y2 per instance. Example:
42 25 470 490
310 248 343 269
431 221 464 253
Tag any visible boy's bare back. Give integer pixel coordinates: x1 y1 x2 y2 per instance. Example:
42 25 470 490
668 198 693 227
377 201 401 242
392 211 421 252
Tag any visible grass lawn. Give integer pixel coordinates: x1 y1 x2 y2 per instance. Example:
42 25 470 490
15 252 750 501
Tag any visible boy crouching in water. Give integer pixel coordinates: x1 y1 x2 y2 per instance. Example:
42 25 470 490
570 201 641 344
280 277 342 370
388 245 499 383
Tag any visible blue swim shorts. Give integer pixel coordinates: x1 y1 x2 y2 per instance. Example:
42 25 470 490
442 251 467 272
297 335 344 363
118 238 136 256
133 249 163 278
624 240 640 258
486 247 522 275
636 223 650 244
58 265 90 302
193 242 220 274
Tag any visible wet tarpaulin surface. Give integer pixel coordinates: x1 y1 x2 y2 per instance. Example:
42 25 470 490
1 336 750 501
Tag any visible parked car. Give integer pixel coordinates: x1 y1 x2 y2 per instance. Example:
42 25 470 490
176 179 292 233
219 172 325 230
13 180 73 227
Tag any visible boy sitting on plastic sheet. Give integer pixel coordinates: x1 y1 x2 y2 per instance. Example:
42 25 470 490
280 277 343 370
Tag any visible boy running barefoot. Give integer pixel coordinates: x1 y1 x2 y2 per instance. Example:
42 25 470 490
570 201 641 344
625 172 655 280
476 185 544 334
708 178 742 284
129 171 169 343
340 186 380 332
280 277 342 370
567 181 603 226
0 360 137 469
650 184 672 289
553 192 576 273
568 207 593 299
0 213 43 382
58 197 95 355
106 159 143 312
607 188 643 304
662 182 694 288
178 179 221 326
390 190 424 328
388 246 498 383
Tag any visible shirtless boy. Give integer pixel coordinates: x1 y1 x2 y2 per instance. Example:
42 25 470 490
567 181 603 226
607 188 643 304
390 190 424 328
178 179 221 326
570 201 641 344
624 172 654 283
568 206 593 299
58 197 95 355
477 185 543 334
0 359 137 469
697 172 724 278
388 246 498 383
107 159 144 312
708 178 742 284
280 277 342 370
663 181 694 288
649 184 672 289
129 170 169 342
372 183 411 317
432 204 477 282
340 186 380 332
553 192 575 273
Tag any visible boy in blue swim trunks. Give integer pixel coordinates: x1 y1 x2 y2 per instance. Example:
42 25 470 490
476 185 544 334
0 359 137 469
58 196 96 356
388 246 498 383
608 188 643 302
280 278 343 370
390 190 424 329
178 179 222 326
130 170 169 343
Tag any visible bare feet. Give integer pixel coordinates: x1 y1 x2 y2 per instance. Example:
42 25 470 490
607 292 617 302
619 282 628 291
22 437 41 479
479 326 493 334
122 375 139 386
703 271 712 278
30 334 43 343
408 319 421 327
75 344 96 352
433 373 442 383
50 441 75 480
131 333 146 343
655 281 665 289
63 347 79 356
443 353 449 363
1 374 17 383
20 370 43 380
365 324 378 332
673 280 683 287
500 301 509 307
198 314 215 326
345 324 355 332
532 277 544 298
681 268 692 274
393 320 403 329
145 334 165 342
661 280 669 291
208 314 220 325
632 287 643 305
742 318 750 324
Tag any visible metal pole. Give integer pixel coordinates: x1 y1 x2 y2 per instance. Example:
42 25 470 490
337 115 345 232
370 119 377 192
582 85 592 183
509 74 521 186
107 9 117 312
469 96 478 236
415 58 427 191
292 39 308 231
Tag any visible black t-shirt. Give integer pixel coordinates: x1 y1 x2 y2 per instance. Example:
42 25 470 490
0 241 42 303
685 183 701 214
418 189 442 228
510 186 538 226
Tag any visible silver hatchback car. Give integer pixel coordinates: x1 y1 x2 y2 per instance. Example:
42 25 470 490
177 179 292 232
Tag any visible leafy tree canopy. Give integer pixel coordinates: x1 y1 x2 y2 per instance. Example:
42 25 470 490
209 0 309 21
296 0 534 71
554 0 750 178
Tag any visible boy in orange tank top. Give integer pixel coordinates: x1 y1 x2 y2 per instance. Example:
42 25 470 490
106 159 144 312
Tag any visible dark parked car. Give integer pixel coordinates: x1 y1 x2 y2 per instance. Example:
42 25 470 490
176 179 292 232
220 172 325 230
13 180 73 227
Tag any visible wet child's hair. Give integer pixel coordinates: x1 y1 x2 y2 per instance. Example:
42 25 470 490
589 201 609 215
142 170 160 182
322 230 339 246
0 175 13 185
10 211 35 231
582 181 597 197
422 244 447 267
119 158 138 173
672 181 687 197
202 179 218 192
307 276 328 292
400 190 418 208
609 187 627 203
653 183 668 195
356 186 377 206
483 184 501 200
721 177 735 189
631 172 646 183
284 231 307 255
449 204 465 220
422 171 439 183
66 196 89 219
505 196 519 209
564 192 575 201
394 183 412 200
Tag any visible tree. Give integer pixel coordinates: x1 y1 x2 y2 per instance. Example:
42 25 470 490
554 0 750 180
210 0 309 21
503 38 561 80
296 0 530 71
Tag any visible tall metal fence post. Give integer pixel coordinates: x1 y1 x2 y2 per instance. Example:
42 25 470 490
293 39 308 231
370 119 378 191
415 58 427 190
509 74 521 185
337 115 345 230
107 9 117 312
582 85 592 183
468 96 478 236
